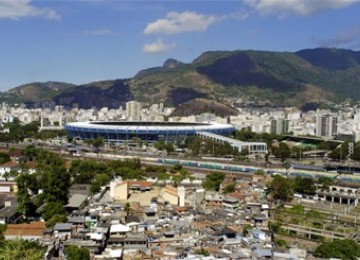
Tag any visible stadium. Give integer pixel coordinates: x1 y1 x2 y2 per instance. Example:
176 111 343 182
65 121 235 143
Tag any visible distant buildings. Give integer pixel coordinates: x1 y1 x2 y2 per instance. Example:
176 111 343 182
6 100 360 143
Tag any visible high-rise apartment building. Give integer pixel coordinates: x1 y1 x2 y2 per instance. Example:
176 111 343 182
315 110 338 138
270 119 290 135
125 101 142 121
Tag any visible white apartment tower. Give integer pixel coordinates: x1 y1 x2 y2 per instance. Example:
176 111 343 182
126 101 142 121
315 110 338 138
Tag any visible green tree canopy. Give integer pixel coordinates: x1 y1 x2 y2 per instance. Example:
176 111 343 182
92 137 104 149
268 175 294 202
16 173 36 219
352 141 360 161
317 176 334 190
42 201 66 221
46 214 67 228
223 183 236 194
0 152 10 165
0 119 39 143
314 239 360 259
22 145 39 160
273 142 291 162
65 245 90 260
165 143 174 154
194 247 209 256
154 141 166 151
157 172 170 181
294 176 316 195
44 167 70 204
203 172 225 191
329 142 349 161
0 238 46 260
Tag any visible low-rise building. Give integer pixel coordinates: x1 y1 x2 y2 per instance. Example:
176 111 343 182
5 221 46 240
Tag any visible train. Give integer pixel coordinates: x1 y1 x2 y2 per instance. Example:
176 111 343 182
147 157 360 184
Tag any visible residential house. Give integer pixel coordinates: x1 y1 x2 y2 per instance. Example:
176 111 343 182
5 221 46 240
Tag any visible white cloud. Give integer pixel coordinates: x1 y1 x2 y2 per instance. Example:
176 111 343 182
142 39 175 54
84 29 113 36
0 0 60 20
143 11 222 35
244 0 359 16
228 10 251 21
315 26 360 48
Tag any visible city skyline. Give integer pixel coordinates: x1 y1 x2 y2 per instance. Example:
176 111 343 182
1 0 360 90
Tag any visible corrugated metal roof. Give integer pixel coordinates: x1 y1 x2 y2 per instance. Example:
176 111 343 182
65 194 88 208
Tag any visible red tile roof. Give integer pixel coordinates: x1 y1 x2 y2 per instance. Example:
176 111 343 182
5 221 46 237
0 161 18 168
127 180 152 188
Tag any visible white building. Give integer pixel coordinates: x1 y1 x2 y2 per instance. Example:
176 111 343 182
315 109 338 138
126 101 142 121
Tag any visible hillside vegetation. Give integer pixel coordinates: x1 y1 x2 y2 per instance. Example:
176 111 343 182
2 48 360 109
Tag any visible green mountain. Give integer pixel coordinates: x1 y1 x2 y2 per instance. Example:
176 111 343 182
171 98 239 117
3 48 360 110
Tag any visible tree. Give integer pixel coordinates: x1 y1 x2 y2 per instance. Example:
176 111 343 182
154 141 166 151
65 246 90 260
194 247 209 256
276 239 288 248
203 172 225 191
268 175 293 202
171 163 183 173
294 176 316 195
290 146 302 159
329 142 349 161
171 174 184 187
242 225 252 236
0 238 46 260
240 147 249 157
317 176 334 190
0 224 7 240
22 145 39 161
92 137 104 151
165 143 174 154
0 152 10 165
124 203 132 216
90 173 111 194
223 183 236 194
317 141 333 150
352 141 360 161
46 214 67 228
314 239 360 259
45 167 70 204
90 182 101 195
3 170 18 181
16 174 36 220
186 137 201 156
42 201 66 221
273 143 291 163
157 172 170 181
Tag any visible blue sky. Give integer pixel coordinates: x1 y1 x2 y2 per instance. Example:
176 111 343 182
1 0 360 90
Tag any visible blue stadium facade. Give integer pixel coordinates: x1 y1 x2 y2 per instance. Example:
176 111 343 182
65 121 235 143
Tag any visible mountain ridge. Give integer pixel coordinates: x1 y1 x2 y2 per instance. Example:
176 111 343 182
1 48 360 112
